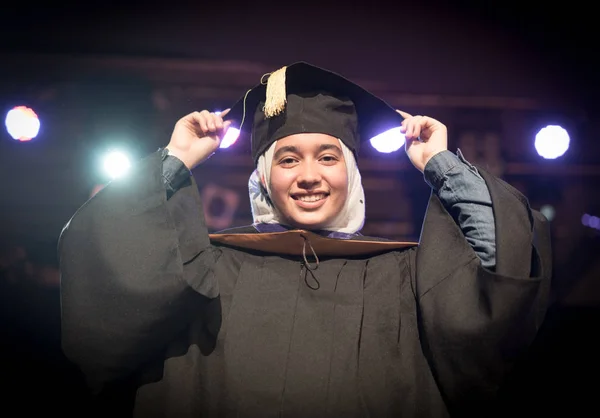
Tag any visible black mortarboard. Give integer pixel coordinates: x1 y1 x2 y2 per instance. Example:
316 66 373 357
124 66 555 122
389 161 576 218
226 62 404 166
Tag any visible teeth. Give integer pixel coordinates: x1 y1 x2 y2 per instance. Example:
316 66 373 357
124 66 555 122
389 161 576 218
297 194 326 202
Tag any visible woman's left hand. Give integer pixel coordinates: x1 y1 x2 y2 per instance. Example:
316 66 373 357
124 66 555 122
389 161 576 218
397 110 448 173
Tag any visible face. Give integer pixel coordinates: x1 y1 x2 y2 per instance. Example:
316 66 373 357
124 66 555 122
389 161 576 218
269 133 348 230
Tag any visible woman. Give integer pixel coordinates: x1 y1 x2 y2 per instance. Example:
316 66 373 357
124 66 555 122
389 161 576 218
59 62 551 418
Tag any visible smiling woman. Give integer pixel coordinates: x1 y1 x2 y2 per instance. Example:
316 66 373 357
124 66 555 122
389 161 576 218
58 62 552 418
263 134 350 230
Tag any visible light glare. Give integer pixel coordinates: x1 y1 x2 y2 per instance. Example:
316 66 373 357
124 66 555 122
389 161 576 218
103 151 131 179
535 125 570 159
5 106 40 141
540 204 555 221
369 127 406 153
220 127 240 149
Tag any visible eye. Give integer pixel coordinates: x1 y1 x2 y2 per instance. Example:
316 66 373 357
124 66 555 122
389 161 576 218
279 157 298 166
320 155 338 164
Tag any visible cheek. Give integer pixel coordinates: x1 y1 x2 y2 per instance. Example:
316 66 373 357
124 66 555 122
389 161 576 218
335 184 349 206
329 168 349 200
269 171 294 200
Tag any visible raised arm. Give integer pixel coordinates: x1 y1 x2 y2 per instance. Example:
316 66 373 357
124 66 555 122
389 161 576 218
423 149 496 268
59 110 231 394
399 111 551 415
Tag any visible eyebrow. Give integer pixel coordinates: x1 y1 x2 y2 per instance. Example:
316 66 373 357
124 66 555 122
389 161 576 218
273 144 343 161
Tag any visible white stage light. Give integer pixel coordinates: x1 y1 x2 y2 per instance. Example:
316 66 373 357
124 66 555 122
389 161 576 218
369 127 406 153
535 125 570 159
103 151 131 179
5 106 40 142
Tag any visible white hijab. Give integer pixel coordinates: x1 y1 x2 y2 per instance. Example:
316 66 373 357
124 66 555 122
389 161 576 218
248 139 365 234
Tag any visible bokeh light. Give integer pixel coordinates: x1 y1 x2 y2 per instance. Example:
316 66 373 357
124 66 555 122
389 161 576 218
5 106 40 142
535 125 570 159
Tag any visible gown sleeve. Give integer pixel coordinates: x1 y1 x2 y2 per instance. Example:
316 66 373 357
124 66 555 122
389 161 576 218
58 151 221 394
414 166 552 416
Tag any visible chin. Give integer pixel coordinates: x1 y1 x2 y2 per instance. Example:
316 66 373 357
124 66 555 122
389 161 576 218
286 215 329 231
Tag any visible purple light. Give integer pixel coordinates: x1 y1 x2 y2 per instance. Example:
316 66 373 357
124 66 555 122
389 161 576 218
219 127 240 149
582 213 600 231
582 214 591 226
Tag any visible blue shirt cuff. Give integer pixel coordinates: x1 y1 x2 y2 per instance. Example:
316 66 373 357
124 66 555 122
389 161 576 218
423 149 480 191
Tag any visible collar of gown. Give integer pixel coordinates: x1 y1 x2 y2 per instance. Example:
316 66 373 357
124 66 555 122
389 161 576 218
209 223 417 257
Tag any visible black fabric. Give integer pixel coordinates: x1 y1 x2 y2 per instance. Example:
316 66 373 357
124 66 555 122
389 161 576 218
253 91 359 163
226 62 404 166
58 152 551 418
414 167 551 416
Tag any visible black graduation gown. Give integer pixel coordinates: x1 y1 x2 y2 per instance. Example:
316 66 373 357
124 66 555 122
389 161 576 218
58 151 552 418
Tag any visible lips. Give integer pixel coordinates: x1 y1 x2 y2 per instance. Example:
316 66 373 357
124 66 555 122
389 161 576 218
291 192 329 209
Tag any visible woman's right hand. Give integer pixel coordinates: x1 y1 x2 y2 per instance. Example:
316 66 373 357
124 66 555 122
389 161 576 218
165 109 232 170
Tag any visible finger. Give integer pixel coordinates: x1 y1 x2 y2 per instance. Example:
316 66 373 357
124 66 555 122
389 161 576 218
396 110 413 119
194 111 209 133
400 114 411 134
411 116 423 139
207 112 216 131
404 135 419 153
215 115 224 130
208 113 222 130
217 120 233 138
219 108 231 118
409 116 423 139
400 118 408 133
404 119 416 139
404 119 412 138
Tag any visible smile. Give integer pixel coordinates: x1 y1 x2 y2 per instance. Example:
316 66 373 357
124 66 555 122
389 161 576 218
291 193 329 209
292 193 328 202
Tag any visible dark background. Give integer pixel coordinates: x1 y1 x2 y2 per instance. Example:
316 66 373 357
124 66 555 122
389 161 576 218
1 0 598 415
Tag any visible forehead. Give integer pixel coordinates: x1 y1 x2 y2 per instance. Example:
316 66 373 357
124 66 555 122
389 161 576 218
275 133 341 151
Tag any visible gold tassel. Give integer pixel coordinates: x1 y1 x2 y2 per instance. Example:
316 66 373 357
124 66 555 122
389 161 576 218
263 66 287 118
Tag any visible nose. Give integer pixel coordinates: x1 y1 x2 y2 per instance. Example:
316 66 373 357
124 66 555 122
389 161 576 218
296 162 322 188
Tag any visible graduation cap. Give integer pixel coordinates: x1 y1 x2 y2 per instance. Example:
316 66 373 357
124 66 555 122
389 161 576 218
226 62 404 166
